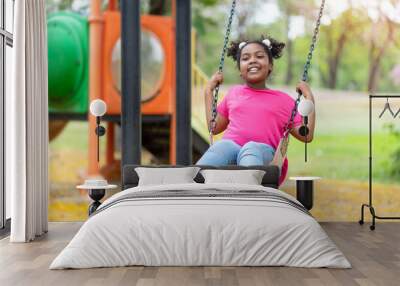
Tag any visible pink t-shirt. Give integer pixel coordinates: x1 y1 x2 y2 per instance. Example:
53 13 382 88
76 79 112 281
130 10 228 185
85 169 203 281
217 84 302 185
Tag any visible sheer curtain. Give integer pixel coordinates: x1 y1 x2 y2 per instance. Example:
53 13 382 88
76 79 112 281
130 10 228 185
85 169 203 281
6 0 48 242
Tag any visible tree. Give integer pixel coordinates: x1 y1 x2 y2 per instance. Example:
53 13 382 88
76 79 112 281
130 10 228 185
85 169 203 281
368 20 396 92
148 0 168 15
191 0 220 36
319 5 368 89
46 0 94 14
277 0 316 85
144 0 221 36
235 0 255 39
46 0 74 13
366 0 400 92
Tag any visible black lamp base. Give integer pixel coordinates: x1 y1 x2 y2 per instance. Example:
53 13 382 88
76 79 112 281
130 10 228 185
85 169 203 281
88 189 105 215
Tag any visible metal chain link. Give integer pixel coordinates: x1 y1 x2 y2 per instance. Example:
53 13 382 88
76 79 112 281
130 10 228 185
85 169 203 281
283 0 325 137
209 0 237 145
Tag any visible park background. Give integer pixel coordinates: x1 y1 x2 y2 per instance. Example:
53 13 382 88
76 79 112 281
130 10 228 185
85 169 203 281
46 0 400 221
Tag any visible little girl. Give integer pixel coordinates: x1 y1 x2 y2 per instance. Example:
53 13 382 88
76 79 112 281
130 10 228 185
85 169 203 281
196 36 316 185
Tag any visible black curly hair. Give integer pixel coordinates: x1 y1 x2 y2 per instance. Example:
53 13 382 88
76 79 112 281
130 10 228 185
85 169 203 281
227 36 285 70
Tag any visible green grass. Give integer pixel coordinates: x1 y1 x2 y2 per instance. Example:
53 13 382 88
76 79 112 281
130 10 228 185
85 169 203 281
51 121 107 152
288 132 398 183
51 122 89 151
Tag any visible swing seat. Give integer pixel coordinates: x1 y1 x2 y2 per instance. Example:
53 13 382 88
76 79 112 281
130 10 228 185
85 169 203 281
270 135 289 168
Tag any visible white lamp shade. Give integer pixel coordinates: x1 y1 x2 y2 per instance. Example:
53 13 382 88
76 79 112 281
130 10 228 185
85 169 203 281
90 99 107 117
298 99 314 116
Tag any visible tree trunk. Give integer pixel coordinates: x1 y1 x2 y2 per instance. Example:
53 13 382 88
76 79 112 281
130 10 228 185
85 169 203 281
368 19 394 93
285 39 294 84
59 0 74 10
149 0 165 15
323 25 333 88
368 60 381 93
285 13 293 85
368 45 386 93
327 63 337 89
319 66 328 86
237 11 248 40
328 33 346 89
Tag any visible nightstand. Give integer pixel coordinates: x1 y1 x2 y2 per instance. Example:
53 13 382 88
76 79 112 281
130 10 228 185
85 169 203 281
289 177 321 210
77 180 117 215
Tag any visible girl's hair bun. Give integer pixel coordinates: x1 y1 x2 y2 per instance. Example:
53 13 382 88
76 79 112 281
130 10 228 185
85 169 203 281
267 36 285 59
226 35 285 69
227 40 241 61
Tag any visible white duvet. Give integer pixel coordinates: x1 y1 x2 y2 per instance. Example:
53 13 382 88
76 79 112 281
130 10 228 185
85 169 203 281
50 183 351 269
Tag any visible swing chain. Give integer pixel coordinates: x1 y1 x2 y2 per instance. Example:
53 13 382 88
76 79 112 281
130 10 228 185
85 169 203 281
210 0 237 144
302 0 325 82
284 96 302 138
283 0 325 137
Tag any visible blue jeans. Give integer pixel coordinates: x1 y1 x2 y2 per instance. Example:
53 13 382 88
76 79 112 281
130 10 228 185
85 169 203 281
196 139 275 166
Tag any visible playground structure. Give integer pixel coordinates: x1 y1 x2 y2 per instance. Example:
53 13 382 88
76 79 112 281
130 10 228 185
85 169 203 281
48 1 211 179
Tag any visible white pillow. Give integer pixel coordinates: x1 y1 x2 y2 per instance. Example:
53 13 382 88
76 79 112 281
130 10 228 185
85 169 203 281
135 167 200 186
200 169 266 185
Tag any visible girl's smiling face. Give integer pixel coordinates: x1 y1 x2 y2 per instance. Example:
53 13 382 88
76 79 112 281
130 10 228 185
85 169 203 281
239 43 272 87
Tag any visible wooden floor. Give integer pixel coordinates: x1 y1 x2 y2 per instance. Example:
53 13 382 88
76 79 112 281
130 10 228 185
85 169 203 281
0 222 399 286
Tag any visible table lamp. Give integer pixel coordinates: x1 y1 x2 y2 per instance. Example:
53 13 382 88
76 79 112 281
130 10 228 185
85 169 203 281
298 98 314 162
89 99 107 162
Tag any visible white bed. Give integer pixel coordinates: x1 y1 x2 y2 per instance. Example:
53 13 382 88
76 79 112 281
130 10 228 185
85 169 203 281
50 183 351 269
